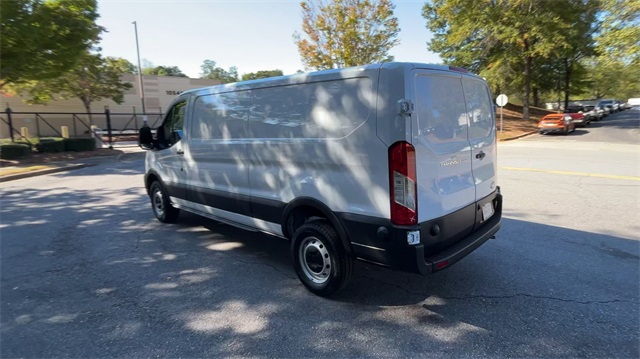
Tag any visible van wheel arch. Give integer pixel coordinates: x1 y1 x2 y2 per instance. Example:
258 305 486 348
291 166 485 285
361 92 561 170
281 198 354 256
145 171 161 195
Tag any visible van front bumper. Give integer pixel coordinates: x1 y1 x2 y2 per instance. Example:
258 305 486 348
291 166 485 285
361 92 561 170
339 190 502 275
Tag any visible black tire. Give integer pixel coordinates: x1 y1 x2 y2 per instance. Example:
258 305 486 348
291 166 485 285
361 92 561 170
539 130 545 135
562 126 569 135
149 181 179 223
291 221 353 297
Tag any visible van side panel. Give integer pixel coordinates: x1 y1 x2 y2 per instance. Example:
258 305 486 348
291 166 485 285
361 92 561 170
246 72 390 221
185 90 253 226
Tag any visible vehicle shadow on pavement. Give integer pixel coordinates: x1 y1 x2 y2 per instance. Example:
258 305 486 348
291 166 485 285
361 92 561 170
1 182 638 358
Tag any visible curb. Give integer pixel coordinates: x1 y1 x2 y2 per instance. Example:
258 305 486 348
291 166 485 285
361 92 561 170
499 130 538 141
0 150 144 183
0 164 92 183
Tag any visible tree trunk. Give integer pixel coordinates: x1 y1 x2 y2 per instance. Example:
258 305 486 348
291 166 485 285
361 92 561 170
563 58 571 111
533 87 540 107
522 54 532 120
82 98 93 125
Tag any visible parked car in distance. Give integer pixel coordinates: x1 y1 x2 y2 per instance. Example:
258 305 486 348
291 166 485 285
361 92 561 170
581 100 605 120
538 113 576 135
597 100 612 116
564 105 595 124
567 112 589 127
626 98 640 109
612 100 620 112
583 105 601 121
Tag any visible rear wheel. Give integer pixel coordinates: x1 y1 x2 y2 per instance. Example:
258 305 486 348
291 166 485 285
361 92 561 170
149 181 179 223
292 221 353 297
562 126 569 135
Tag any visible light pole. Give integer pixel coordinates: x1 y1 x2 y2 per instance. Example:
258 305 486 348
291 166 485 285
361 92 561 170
132 21 146 115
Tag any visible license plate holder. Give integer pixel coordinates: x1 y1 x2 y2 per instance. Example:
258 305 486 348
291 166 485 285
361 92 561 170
482 202 494 221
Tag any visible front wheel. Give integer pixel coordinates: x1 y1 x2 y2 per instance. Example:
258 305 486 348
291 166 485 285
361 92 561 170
149 181 179 223
292 221 353 297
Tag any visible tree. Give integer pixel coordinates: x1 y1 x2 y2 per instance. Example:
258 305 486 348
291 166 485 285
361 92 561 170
578 58 640 100
423 0 599 120
294 0 400 70
107 58 136 74
241 70 284 81
199 60 239 83
596 0 640 65
142 66 187 77
0 0 103 89
15 52 133 122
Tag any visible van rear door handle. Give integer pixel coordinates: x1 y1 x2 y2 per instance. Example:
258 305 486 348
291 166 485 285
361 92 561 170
475 151 485 160
176 149 184 155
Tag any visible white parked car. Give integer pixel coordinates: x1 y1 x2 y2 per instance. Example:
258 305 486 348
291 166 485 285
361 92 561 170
138 62 503 296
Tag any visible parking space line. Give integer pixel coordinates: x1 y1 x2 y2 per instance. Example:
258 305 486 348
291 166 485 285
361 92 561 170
500 166 640 181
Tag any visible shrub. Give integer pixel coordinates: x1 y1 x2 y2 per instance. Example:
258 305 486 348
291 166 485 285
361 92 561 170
36 138 65 153
64 138 96 152
0 144 31 159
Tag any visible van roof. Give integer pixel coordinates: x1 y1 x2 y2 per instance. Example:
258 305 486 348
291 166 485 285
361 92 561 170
182 62 482 96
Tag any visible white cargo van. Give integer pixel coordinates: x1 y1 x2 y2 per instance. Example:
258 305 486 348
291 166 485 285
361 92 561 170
139 62 502 296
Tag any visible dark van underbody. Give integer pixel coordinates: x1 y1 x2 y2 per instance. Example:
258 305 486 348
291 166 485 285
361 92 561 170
339 188 502 274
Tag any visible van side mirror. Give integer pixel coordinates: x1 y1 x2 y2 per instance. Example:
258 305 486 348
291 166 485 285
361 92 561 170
139 126 153 150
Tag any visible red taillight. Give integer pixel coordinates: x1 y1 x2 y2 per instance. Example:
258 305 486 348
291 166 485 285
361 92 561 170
389 141 417 225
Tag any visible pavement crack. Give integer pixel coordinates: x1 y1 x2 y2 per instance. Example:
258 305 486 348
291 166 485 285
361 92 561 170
437 293 633 305
360 275 635 305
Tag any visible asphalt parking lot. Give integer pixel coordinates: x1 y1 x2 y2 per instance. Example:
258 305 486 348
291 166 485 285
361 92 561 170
1 110 638 358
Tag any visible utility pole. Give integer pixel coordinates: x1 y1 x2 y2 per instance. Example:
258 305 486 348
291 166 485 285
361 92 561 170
132 21 146 114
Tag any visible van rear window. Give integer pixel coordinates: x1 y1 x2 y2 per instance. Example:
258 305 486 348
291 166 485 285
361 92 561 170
462 78 494 140
415 74 468 143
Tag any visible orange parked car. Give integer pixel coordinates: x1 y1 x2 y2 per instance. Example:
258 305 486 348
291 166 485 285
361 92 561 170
537 113 576 135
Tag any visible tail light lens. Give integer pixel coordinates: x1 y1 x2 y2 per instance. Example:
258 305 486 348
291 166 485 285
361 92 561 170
389 141 417 225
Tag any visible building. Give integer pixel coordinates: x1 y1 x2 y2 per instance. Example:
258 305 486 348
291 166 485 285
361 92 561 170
0 74 220 138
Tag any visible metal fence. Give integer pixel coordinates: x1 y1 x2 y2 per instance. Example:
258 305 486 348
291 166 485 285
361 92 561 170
0 108 164 147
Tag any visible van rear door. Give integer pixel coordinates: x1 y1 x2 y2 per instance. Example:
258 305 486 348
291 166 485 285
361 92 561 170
412 71 475 223
461 77 497 202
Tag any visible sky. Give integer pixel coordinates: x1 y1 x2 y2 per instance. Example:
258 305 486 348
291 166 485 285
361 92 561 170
97 0 441 78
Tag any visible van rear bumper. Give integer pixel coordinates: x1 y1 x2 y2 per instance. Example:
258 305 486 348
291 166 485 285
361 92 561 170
407 209 501 274
339 189 502 275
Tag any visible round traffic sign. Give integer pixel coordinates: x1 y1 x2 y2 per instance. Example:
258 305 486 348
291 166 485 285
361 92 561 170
496 94 508 107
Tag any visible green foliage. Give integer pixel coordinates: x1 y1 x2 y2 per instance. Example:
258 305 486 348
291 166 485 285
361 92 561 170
200 60 239 83
241 70 284 81
107 58 136 74
294 0 400 70
13 52 133 116
596 0 640 65
64 138 96 152
576 58 640 99
142 65 187 77
0 0 103 89
0 144 32 159
36 138 65 153
423 0 600 119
